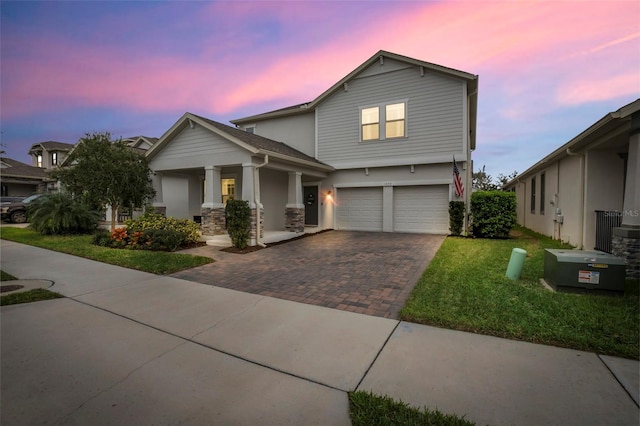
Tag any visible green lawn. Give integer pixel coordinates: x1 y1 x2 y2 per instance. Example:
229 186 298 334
349 391 474 426
400 227 639 359
1 227 214 274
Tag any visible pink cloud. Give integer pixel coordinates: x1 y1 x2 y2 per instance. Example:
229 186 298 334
2 0 637 124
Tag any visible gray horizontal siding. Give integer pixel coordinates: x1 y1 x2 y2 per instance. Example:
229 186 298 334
317 66 464 165
150 125 250 170
250 112 315 157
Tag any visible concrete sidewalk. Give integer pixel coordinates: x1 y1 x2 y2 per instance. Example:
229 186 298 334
1 240 638 425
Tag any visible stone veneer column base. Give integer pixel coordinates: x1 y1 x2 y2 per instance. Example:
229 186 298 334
201 207 226 236
285 207 305 232
612 226 640 280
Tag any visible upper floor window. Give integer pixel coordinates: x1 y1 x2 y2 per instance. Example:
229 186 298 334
37 154 43 168
51 152 58 166
360 101 406 142
244 125 255 134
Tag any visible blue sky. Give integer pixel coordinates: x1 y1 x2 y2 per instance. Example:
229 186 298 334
1 0 638 179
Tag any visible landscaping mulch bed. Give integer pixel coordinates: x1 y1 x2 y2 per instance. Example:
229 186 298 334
221 229 333 254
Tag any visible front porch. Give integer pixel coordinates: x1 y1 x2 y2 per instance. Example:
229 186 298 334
200 227 326 247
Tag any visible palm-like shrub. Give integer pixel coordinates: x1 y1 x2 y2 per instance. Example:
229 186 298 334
28 192 100 235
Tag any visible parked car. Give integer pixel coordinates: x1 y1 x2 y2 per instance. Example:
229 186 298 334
0 196 26 206
1 194 43 223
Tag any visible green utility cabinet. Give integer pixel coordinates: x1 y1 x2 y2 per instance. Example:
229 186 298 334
544 249 626 294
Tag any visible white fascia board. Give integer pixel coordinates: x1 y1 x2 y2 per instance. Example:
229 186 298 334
327 154 465 170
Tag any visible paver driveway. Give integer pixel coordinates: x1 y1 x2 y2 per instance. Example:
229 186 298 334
172 231 445 318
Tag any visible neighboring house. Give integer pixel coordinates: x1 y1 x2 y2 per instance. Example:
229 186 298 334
122 136 159 153
28 141 74 170
504 99 639 278
146 50 478 245
0 157 50 196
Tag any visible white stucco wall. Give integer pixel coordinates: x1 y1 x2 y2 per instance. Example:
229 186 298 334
259 168 288 231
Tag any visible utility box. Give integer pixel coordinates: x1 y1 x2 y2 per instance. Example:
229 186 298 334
544 249 626 294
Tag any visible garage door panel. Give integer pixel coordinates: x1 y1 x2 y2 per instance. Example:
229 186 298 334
394 185 449 233
336 187 383 231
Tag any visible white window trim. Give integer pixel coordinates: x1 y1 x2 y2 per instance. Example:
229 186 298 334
359 99 408 142
244 124 256 134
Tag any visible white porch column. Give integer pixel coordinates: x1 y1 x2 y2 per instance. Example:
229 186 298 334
151 172 166 216
286 172 304 208
285 172 305 232
242 163 256 208
202 166 223 208
151 172 164 205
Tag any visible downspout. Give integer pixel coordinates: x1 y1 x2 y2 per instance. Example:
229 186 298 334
254 155 269 247
567 148 585 248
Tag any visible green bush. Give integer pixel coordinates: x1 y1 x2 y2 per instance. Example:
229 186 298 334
141 229 184 252
91 229 112 247
449 201 465 236
28 192 100 235
125 212 199 244
470 191 517 239
225 199 251 249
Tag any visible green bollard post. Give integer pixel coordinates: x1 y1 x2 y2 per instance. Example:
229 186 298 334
506 248 527 280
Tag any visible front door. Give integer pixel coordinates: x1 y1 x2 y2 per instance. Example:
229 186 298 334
304 185 318 226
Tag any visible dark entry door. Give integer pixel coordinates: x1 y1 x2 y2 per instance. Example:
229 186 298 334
304 185 318 226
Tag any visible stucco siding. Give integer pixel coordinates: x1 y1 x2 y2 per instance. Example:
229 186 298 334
317 65 464 167
249 112 315 157
583 150 626 249
162 175 191 219
149 125 251 171
260 168 288 231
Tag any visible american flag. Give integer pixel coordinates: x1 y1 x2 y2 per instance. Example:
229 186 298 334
453 156 464 198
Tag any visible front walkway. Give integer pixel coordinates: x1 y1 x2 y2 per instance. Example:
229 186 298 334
172 230 444 319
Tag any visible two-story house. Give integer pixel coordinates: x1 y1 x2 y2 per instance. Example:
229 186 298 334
145 51 478 245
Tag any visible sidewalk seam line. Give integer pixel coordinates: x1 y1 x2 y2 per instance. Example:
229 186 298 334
596 354 640 409
354 320 401 392
69 297 348 394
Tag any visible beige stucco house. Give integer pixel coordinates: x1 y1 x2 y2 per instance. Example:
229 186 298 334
146 50 478 245
504 99 640 278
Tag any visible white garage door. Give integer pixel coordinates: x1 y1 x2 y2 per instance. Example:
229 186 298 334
336 187 383 231
394 185 449 233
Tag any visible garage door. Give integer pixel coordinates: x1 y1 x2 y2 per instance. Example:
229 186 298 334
336 187 383 231
393 185 449 233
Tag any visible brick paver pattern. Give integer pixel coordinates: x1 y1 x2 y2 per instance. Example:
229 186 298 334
172 231 445 319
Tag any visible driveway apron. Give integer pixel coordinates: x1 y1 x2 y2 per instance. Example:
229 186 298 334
172 231 445 319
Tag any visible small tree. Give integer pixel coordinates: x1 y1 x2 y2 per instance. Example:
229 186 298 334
225 199 251 249
54 132 155 231
473 165 519 191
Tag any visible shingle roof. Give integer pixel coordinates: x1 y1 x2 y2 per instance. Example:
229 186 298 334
191 113 331 167
0 157 50 179
29 141 75 152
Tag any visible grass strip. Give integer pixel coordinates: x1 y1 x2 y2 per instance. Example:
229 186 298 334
1 227 213 275
349 391 475 426
1 270 18 281
400 226 639 359
1 288 64 306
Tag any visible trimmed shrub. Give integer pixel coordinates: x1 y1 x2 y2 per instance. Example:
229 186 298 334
92 229 112 247
28 192 100 235
225 199 251 249
125 212 199 244
470 191 517 239
448 201 465 236
141 229 184 252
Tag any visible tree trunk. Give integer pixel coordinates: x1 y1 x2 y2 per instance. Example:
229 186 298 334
110 206 118 232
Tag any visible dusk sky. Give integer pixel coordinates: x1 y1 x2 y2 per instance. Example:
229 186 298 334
1 0 638 179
